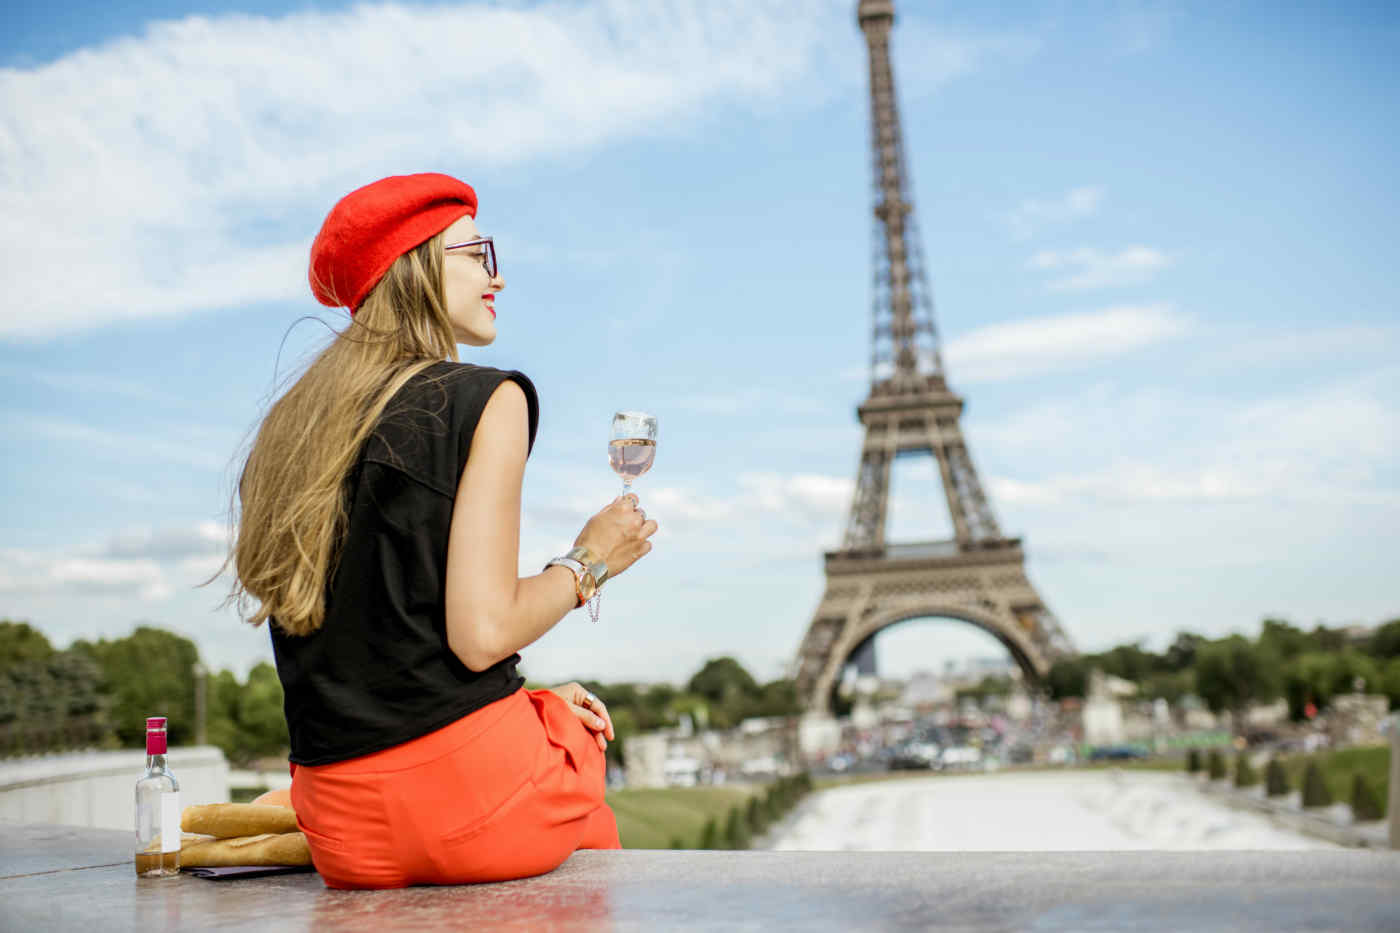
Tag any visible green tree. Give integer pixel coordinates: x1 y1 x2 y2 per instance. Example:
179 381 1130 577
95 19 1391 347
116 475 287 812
205 669 244 758
1234 753 1258 788
763 785 782 821
1163 632 1205 672
1301 762 1332 808
1381 657 1400 711
0 647 114 755
1138 669 1194 704
1093 642 1161 682
687 657 759 727
1193 636 1279 720
724 805 750 850
1265 759 1289 797
746 795 768 835
1046 657 1089 700
1207 750 1227 780
688 657 758 701
74 626 200 746
698 817 718 850
1368 618 1400 660
1282 650 1383 720
0 621 55 668
1351 774 1384 821
639 683 679 729
751 679 802 718
1258 619 1310 661
1186 749 1201 773
47 649 108 726
954 675 1013 708
237 662 289 761
1306 625 1347 654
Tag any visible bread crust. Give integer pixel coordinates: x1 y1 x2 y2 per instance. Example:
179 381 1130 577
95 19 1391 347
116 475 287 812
181 803 299 837
179 831 311 867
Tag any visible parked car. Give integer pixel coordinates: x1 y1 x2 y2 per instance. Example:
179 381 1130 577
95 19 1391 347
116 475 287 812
1087 745 1148 761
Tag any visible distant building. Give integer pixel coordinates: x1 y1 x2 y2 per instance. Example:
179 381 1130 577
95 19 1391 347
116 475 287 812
625 716 798 788
1326 693 1389 746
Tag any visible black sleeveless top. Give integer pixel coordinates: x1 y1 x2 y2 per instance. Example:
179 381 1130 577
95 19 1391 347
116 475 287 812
271 361 538 765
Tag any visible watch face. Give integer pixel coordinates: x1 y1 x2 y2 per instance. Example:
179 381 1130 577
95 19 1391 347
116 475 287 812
578 574 597 600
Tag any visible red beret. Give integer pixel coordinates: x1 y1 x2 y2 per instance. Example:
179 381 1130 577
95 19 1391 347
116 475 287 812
309 173 478 311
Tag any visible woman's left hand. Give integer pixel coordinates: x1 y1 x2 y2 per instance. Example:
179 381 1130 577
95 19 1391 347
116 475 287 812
549 682 614 752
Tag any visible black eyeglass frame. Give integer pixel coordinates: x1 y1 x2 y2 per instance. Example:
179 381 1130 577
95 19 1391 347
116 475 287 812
443 236 498 279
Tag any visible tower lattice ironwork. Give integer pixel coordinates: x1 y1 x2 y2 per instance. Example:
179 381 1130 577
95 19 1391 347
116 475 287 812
792 0 1075 710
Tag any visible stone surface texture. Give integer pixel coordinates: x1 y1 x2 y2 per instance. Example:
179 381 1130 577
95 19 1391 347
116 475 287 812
4 822 1399 931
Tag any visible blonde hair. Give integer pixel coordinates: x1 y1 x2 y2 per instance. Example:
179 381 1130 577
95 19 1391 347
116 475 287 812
228 234 458 635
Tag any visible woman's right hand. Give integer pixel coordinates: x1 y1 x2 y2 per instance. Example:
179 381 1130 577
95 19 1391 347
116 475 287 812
574 494 657 579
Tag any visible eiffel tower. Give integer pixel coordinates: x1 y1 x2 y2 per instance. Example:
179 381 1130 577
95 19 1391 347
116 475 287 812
792 0 1075 711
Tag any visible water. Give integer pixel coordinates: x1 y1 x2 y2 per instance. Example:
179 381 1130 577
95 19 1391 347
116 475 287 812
764 771 1335 851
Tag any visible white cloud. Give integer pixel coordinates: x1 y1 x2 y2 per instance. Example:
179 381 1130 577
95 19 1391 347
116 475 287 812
945 304 1192 383
979 367 1400 511
12 415 235 471
1028 246 1172 291
0 550 165 596
0 521 232 598
104 521 228 559
1005 186 1104 240
0 0 1041 340
1187 324 1400 375
738 472 853 522
0 0 853 338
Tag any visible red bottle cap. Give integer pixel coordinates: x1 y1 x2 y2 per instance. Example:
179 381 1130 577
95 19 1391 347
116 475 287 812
145 717 168 755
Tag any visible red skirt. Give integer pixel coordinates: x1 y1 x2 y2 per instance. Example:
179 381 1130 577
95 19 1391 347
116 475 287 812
289 687 620 888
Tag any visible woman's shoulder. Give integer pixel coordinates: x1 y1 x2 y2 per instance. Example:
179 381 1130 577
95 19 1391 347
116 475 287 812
408 361 540 453
415 360 536 395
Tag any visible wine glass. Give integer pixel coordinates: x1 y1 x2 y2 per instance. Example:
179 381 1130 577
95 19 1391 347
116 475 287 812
609 411 658 497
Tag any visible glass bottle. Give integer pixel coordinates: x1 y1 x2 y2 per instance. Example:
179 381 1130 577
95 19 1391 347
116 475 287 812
134 716 181 877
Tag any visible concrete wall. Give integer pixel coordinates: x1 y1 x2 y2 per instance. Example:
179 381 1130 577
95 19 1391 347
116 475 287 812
0 747 229 832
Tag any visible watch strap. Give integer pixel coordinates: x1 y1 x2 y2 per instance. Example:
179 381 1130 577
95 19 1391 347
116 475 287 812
544 556 590 607
566 545 609 588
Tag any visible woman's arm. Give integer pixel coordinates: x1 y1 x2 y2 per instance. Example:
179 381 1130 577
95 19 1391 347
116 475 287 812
443 380 658 671
443 380 573 671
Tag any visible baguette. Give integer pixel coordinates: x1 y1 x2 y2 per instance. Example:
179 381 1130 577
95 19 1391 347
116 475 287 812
182 803 299 838
179 831 312 867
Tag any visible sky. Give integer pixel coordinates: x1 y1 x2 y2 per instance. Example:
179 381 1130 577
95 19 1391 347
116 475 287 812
1 0 1397 689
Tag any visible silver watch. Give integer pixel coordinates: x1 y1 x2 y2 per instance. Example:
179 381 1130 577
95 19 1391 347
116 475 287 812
544 556 595 606
565 546 608 588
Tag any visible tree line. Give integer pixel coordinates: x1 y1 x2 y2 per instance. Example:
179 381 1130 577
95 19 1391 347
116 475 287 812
0 619 801 767
569 655 803 766
1045 618 1400 721
0 620 287 765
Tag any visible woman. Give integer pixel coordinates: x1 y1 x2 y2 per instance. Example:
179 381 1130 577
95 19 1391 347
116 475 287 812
230 173 657 888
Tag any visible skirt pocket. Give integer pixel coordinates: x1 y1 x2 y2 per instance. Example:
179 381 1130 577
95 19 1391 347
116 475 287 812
439 776 535 847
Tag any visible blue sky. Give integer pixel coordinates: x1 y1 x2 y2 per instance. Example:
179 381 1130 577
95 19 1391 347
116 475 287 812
2 0 1396 687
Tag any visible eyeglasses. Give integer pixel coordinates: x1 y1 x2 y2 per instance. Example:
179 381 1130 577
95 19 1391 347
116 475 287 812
443 236 498 279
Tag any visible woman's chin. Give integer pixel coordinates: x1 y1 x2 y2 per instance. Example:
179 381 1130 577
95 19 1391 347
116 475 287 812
456 327 496 347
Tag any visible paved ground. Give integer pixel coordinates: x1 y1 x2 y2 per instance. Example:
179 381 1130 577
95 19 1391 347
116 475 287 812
4 821 1399 931
766 771 1336 851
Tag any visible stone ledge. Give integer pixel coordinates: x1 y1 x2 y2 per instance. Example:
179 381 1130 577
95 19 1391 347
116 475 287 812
4 823 1399 932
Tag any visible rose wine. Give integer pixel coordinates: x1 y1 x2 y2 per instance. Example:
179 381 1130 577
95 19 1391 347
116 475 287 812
134 716 181 878
609 438 656 481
